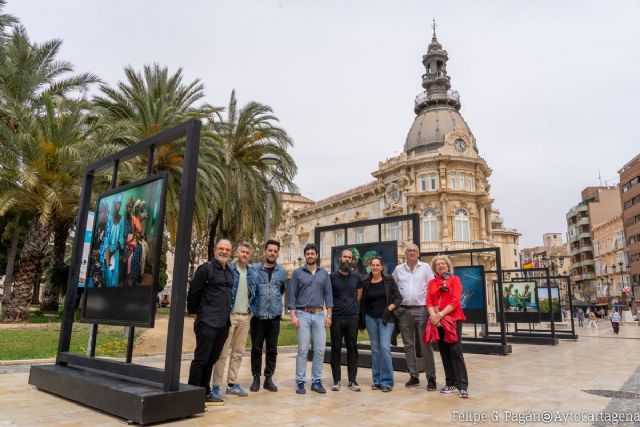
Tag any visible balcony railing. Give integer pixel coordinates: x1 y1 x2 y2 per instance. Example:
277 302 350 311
420 240 488 253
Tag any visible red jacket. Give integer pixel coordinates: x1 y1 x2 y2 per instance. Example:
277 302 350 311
423 315 458 344
426 274 466 322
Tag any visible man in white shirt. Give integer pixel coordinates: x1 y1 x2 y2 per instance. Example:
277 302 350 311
392 243 437 390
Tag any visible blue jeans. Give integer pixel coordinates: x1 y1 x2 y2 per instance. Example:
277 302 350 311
295 310 326 383
365 314 395 388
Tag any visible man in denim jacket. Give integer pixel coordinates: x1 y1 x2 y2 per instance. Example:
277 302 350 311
248 239 286 393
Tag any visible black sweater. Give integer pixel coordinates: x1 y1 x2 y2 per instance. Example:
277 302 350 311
359 276 402 327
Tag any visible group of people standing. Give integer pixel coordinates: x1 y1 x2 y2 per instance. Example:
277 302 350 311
186 239 470 407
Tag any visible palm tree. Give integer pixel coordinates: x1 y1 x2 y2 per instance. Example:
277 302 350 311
0 0 18 39
206 90 298 258
0 26 100 322
92 64 222 246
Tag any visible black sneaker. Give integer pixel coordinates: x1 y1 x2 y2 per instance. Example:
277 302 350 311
371 384 382 390
427 379 437 391
405 376 420 388
250 376 260 392
381 385 392 392
263 376 278 392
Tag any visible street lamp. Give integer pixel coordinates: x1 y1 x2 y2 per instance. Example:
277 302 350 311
260 153 282 241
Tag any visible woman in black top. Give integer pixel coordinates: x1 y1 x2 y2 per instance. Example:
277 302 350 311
359 257 402 392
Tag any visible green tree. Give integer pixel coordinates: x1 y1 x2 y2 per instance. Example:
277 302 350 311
0 25 100 321
206 90 298 258
92 64 222 247
0 0 17 39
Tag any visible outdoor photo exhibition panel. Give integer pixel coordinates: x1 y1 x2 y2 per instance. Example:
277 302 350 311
80 172 167 327
28 120 204 424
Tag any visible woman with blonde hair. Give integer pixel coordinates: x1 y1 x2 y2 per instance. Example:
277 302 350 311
426 255 469 398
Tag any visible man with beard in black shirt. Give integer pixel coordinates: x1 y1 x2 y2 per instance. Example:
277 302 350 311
187 239 234 406
329 248 363 391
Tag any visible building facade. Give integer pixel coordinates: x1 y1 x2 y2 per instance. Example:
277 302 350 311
275 32 520 319
566 187 622 304
592 215 628 306
619 153 640 310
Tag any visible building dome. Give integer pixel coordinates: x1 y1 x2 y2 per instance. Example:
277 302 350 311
403 106 475 155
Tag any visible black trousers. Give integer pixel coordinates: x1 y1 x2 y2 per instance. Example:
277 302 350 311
188 321 230 395
330 317 359 383
250 316 281 377
437 320 468 391
612 322 620 334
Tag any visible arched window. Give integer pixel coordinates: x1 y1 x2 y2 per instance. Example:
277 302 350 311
423 209 438 242
454 208 470 241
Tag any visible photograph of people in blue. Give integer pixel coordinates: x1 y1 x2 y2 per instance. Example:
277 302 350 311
502 281 537 312
86 177 164 288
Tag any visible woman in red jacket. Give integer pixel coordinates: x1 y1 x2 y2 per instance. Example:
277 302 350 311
426 255 469 398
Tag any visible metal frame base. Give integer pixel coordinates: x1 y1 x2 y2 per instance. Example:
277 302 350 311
29 365 203 425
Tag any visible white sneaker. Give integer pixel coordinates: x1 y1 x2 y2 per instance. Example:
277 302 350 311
331 382 341 391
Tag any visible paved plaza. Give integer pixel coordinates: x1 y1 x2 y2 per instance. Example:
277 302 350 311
1 323 639 426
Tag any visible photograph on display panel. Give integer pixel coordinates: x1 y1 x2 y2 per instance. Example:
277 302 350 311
452 265 487 324
80 173 167 327
502 281 537 312
331 241 397 276
537 287 562 322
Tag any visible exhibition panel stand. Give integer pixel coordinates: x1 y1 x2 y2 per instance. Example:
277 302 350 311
29 120 204 425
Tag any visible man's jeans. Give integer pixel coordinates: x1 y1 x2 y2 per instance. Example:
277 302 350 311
365 314 395 388
295 310 326 384
212 312 251 386
398 306 436 380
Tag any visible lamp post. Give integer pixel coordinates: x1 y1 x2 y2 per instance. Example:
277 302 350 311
260 153 281 241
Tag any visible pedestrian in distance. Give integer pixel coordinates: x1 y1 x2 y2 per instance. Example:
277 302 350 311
587 311 598 329
610 308 621 335
577 308 585 328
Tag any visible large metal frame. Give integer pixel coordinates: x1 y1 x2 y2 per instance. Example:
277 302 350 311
29 120 203 424
489 267 577 344
314 213 420 254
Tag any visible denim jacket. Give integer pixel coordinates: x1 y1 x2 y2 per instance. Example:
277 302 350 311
230 262 253 313
248 262 286 319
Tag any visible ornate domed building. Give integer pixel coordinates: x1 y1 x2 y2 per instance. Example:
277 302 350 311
275 30 520 317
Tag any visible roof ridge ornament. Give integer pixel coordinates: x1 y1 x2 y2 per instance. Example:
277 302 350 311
432 18 437 40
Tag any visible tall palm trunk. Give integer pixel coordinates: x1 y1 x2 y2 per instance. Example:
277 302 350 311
207 209 222 260
1 226 20 304
41 221 71 311
1 220 51 322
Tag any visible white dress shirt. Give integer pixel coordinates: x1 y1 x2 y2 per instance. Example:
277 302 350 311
392 261 435 306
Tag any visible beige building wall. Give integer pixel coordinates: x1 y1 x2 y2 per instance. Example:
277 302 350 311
592 215 628 303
